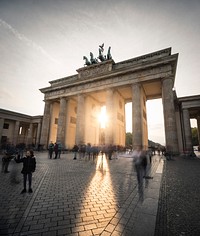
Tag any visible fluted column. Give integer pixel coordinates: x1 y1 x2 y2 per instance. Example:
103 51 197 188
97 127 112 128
40 101 51 149
105 89 114 145
162 78 179 153
13 121 20 146
132 83 143 148
182 109 192 152
57 97 67 146
75 94 85 145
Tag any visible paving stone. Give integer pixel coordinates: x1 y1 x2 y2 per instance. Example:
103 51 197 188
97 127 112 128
155 156 200 236
0 152 163 235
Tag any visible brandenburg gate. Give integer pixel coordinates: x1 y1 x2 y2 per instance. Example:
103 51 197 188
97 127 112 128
40 47 179 152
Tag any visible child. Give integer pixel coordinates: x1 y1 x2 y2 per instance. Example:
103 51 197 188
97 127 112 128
15 150 36 194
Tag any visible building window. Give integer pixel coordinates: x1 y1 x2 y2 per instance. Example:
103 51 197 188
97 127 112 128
19 127 22 135
3 123 9 129
55 118 58 125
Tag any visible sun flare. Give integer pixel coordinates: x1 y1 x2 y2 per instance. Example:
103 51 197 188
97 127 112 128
98 106 107 128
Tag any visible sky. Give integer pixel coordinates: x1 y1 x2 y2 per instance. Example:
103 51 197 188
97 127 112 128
0 0 200 145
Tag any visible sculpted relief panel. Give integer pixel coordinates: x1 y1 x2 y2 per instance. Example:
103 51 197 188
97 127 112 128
77 61 112 79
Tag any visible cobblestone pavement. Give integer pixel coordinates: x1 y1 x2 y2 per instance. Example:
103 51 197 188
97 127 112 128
155 154 200 236
0 152 164 236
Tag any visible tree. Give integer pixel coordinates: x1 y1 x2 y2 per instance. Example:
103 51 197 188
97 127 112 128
191 127 198 146
125 132 132 147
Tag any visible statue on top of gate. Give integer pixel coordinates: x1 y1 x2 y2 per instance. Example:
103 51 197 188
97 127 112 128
83 43 112 66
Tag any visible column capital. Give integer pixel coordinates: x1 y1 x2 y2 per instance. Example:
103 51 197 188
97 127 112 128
59 96 68 101
162 76 174 81
44 99 51 104
161 77 175 88
132 82 141 87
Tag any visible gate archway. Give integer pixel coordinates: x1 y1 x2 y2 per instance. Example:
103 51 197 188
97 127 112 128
40 47 179 153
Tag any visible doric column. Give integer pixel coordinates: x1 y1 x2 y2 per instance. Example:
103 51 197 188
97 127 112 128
105 89 114 145
162 78 179 153
196 115 200 148
182 109 193 152
132 83 143 148
75 94 85 145
40 101 51 149
26 123 33 146
36 121 41 147
13 121 20 146
0 118 4 145
57 97 67 146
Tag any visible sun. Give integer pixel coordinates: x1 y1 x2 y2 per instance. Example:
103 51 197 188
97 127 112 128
98 106 108 128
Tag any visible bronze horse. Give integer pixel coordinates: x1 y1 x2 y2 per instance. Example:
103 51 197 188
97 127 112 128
83 56 91 66
98 48 106 62
90 52 98 64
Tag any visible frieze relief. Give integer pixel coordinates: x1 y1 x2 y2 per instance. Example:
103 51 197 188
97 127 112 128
77 61 112 79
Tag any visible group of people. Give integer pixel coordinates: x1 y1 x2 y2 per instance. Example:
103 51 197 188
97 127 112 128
48 141 62 159
1 141 153 199
72 143 124 160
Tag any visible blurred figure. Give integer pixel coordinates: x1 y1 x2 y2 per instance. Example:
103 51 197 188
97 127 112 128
10 153 20 185
54 142 58 159
86 143 91 160
2 152 12 173
48 141 54 159
57 142 62 158
72 144 79 160
132 145 147 202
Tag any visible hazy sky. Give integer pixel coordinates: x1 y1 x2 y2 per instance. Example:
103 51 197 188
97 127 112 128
0 0 199 145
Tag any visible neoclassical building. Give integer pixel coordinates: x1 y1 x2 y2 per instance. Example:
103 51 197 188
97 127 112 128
0 109 42 148
0 47 199 153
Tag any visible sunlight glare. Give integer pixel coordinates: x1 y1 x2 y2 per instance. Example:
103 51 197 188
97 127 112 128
96 154 109 172
98 106 107 128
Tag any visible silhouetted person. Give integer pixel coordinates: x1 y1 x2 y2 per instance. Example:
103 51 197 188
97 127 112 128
132 145 147 201
15 150 36 194
54 142 58 159
57 142 62 158
48 141 54 159
72 144 79 160
2 152 12 173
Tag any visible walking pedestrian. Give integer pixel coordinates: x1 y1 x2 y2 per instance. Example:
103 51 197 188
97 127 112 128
15 150 36 194
57 142 62 158
72 144 79 160
132 145 147 201
54 142 58 159
2 152 12 173
48 141 54 159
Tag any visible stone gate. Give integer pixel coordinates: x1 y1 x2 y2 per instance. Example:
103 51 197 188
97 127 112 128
40 47 181 152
